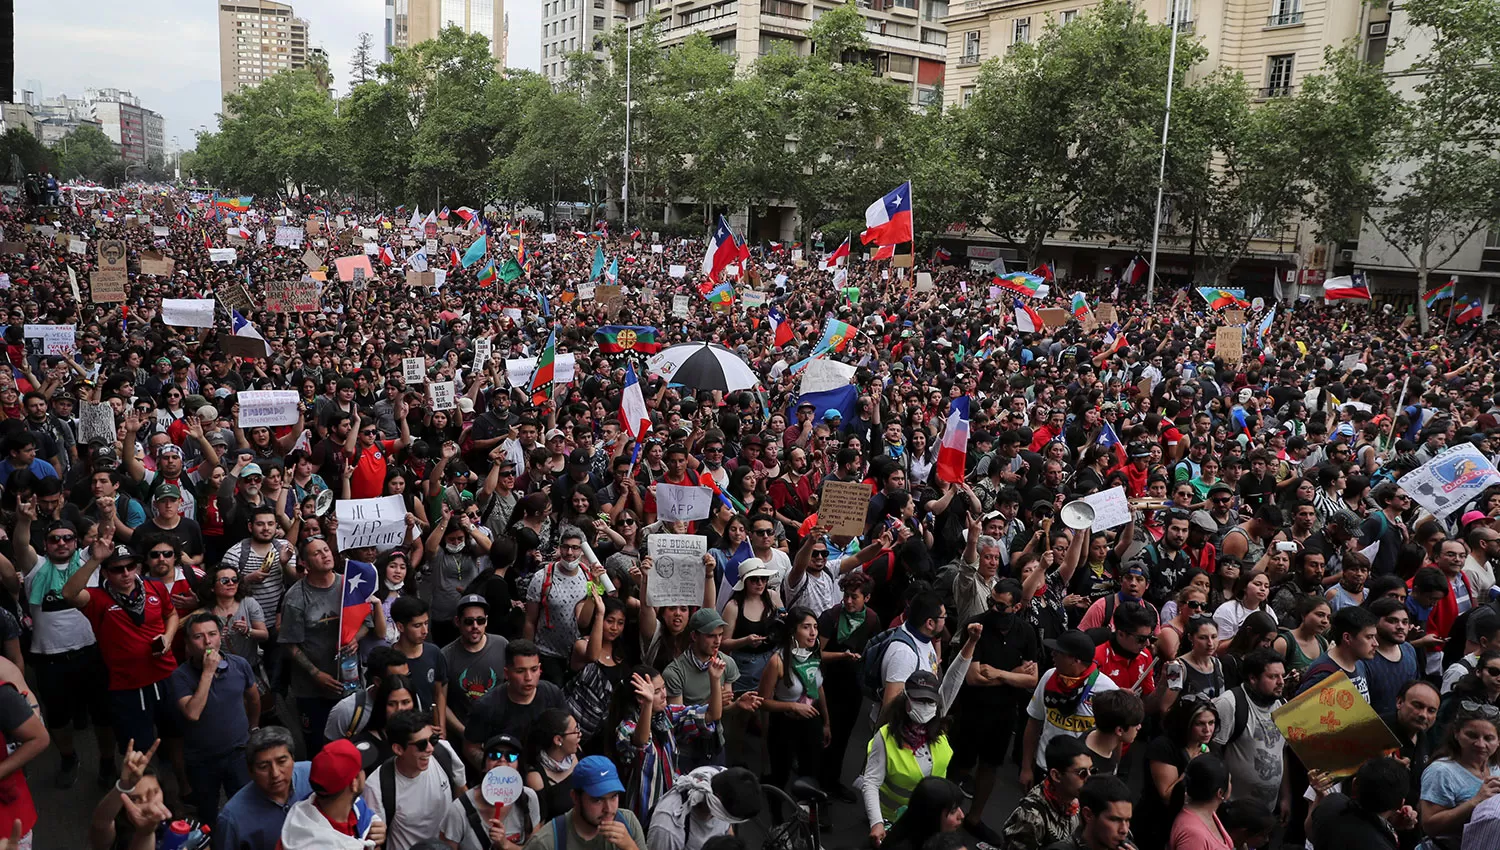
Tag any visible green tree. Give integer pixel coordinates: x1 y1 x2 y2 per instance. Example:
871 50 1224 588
957 0 1201 266
1355 0 1500 332
57 125 121 181
194 69 341 196
0 128 59 178
340 77 415 204
350 33 377 86
307 51 334 92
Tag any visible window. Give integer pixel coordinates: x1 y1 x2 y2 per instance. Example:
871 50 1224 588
1059 9 1078 24
1264 54 1294 97
961 30 979 63
1268 0 1301 26
594 15 604 29
1012 16 1030 44
924 0 946 20
960 85 975 106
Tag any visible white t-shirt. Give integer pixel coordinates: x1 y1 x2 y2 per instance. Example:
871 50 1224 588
1213 600 1277 641
1026 668 1121 768
439 787 540 850
1442 653 1479 694
362 741 468 850
783 565 838 615
24 556 96 654
880 627 940 685
759 547 794 588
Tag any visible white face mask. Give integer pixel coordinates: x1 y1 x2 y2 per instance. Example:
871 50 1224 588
908 701 938 724
387 579 405 592
444 542 465 554
791 647 813 661
557 558 581 572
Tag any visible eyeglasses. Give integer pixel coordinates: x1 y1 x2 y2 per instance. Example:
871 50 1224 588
617 518 636 527
461 617 488 626
46 534 75 544
704 446 723 453
360 429 377 436
1121 631 1153 644
486 751 520 763
1065 766 1097 779
752 528 774 536
1461 700 1500 719
405 736 436 750
1184 600 1204 610
218 576 239 586
1212 497 1231 504
243 475 263 482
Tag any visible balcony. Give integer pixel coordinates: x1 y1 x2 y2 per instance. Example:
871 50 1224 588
958 51 980 65
1257 84 1295 99
1266 10 1303 27
1174 18 1195 33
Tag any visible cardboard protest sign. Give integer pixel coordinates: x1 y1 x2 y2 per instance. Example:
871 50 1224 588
265 280 322 313
596 285 623 316
406 270 435 288
217 283 253 314
0 243 24 255
91 272 127 303
1215 326 1243 363
820 479 871 537
672 295 690 318
138 252 174 276
915 272 934 292
274 226 304 247
1037 308 1070 330
655 484 714 523
645 534 709 607
1224 309 1246 326
91 239 129 302
334 254 374 283
161 299 216 328
1272 672 1401 778
1095 304 1117 324
300 249 323 271
23 324 76 356
237 390 302 427
305 217 322 236
577 284 596 301
335 495 408 551
428 381 457 411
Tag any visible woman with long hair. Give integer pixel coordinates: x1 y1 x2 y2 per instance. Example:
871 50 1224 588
1271 596 1331 694
614 664 726 829
566 593 631 753
720 561 782 694
1435 648 1500 735
881 777 964 850
195 562 268 666
1220 611 1278 689
1419 706 1500 845
1137 695 1221 850
758 607 828 789
351 673 420 770
1158 580 1211 662
508 492 553 574
1161 616 1226 716
1213 569 1276 646
906 429 936 489
860 625 977 847
360 550 410 661
523 708 582 821
1169 755 1234 850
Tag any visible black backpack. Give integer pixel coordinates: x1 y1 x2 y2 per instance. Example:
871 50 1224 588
378 740 461 829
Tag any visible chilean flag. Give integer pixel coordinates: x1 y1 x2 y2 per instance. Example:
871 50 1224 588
1014 300 1043 333
768 305 794 347
1120 256 1146 286
701 215 741 282
1323 271 1371 301
377 245 395 265
935 407 969 484
1455 298 1484 324
438 206 450 220
339 559 379 645
860 182 913 246
873 244 895 261
619 362 652 439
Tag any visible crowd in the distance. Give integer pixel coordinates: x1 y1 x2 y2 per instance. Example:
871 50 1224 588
0 185 1493 850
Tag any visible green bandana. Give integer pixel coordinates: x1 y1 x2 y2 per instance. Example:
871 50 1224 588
837 609 867 643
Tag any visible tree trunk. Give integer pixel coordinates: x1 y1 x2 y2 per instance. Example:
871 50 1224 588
1415 265 1431 334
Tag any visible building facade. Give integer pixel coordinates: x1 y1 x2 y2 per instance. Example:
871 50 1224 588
396 0 507 66
541 0 613 82
218 0 311 107
86 89 166 164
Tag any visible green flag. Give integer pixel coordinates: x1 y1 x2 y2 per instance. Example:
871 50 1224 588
499 259 523 282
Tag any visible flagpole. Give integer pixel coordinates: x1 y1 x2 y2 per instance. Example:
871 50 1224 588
1146 0 1182 307
907 178 916 270
623 35 632 227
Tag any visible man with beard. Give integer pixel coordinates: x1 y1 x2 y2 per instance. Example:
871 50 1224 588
956 577 1039 837
1464 523 1500 599
1020 630 1120 789
217 458 273 549
1365 597 1421 715
1381 679 1437 848
1211 648 1288 819
1141 509 1191 608
1076 565 1158 634
523 527 594 685
1270 549 1328 623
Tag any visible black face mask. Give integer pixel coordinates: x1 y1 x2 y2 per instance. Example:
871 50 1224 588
986 604 1015 630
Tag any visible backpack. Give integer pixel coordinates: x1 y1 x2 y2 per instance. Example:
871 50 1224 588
345 688 369 739
860 626 920 701
379 742 460 829
551 811 629 850
1222 685 1252 746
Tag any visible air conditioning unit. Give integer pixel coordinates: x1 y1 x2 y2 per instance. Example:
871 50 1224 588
1368 21 1387 36
1338 249 1355 263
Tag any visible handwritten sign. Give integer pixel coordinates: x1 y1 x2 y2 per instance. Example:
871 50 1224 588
218 283 253 314
915 272 934 292
820 479 871 538
1215 326 1243 363
473 337 493 369
68 239 87 255
577 283 596 301
91 271 127 304
23 324 76 356
78 401 116 446
265 280 321 313
655 483 714 523
237 390 302 427
1079 486 1131 531
1095 304 1117 324
300 249 323 271
1037 308 1070 330
1272 671 1401 778
429 381 457 411
668 264 687 279
672 295 690 318
274 225 304 247
335 495 408 552
645 534 709 607
208 247 238 264
505 354 576 388
481 766 524 806
139 253 175 276
402 358 426 385
800 359 856 394
92 239 129 301
161 299 217 328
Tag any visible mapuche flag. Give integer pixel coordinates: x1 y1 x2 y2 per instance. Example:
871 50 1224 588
529 328 557 405
594 325 662 355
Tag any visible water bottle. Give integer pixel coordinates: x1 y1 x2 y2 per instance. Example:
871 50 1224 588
339 650 360 691
159 820 193 850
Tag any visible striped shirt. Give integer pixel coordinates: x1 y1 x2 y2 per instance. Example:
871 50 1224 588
224 538 297 621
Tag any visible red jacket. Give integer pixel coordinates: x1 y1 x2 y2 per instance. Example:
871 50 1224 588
1411 569 1474 641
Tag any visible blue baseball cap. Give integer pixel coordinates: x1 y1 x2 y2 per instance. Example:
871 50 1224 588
572 755 625 797
823 409 842 421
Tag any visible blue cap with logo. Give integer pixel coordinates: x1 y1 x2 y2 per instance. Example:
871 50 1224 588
572 755 625 797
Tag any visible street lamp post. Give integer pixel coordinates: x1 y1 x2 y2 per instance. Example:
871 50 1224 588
1146 0 1181 306
623 35 631 226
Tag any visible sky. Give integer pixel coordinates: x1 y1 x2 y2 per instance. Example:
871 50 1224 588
15 0 542 152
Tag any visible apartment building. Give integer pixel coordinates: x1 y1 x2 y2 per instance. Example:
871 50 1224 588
614 0 948 106
541 0 613 82
397 0 507 67
218 0 311 107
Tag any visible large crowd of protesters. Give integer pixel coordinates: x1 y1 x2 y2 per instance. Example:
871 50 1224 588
0 184 1488 850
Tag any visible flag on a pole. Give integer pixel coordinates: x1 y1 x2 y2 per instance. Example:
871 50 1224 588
476 261 498 287
498 258 523 283
1120 256 1146 287
339 559 379 645
1197 287 1251 310
823 237 851 270
1096 422 1122 451
529 328 557 405
605 257 619 286
935 408 969 484
873 244 895 261
1455 298 1484 324
813 317 856 354
933 246 951 263
1032 263 1055 283
461 236 487 269
701 216 741 282
619 362 651 439
1323 272 1371 301
703 281 736 306
1424 276 1456 309
438 206 450 220
1070 292 1090 321
995 272 1044 298
1256 306 1276 351
231 310 273 357
595 326 662 354
768 306 794 347
1014 300 1043 333
860 181 913 246
590 244 607 281
377 245 395 265
408 209 423 230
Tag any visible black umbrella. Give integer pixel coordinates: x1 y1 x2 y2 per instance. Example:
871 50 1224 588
646 342 760 392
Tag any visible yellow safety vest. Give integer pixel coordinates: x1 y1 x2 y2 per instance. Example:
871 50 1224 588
869 724 952 823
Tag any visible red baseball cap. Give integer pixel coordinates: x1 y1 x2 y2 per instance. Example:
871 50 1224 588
309 738 364 794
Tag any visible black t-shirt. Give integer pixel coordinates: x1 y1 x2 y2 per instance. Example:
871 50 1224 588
1308 793 1398 850
401 642 449 709
465 681 567 747
144 516 205 558
964 610 1040 710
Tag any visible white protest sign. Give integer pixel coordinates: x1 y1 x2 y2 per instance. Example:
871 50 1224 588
505 354 576 388
361 227 378 240
1078 486 1131 531
68 239 86 255
403 358 426 385
274 226 303 247
362 242 379 256
741 291 768 309
473 337 492 368
67 267 79 302
668 264 687 279
23 324 75 355
152 226 170 238
800 358 857 394
1401 444 1500 519
646 534 709 607
161 299 217 328
540 233 558 244
673 295 690 318
481 766 523 806
578 283 596 301
651 244 664 254
429 381 457 411
433 269 447 289
335 495 408 551
237 390 302 427
78 401 116 446
655 483 714 522
209 247 238 263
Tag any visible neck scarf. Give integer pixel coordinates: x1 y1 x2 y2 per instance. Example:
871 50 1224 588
898 717 930 751
539 752 578 774
790 649 820 700
108 577 149 626
837 609 867 643
1041 778 1080 817
1043 665 1100 717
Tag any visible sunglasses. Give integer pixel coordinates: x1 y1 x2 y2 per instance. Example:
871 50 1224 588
46 534 75 544
1064 766 1098 779
616 518 636 527
404 736 435 750
103 564 137 574
149 550 175 559
1184 600 1204 610
218 576 239 585
1461 700 1500 719
752 528 774 536
811 550 829 559
1485 668 1500 677
486 751 520 763
461 617 488 627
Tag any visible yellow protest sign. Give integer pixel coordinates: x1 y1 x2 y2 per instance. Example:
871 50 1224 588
1271 671 1401 778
